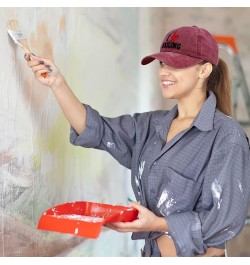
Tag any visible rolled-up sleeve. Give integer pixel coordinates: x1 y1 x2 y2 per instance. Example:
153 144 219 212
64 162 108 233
70 104 105 148
70 104 138 169
167 143 250 256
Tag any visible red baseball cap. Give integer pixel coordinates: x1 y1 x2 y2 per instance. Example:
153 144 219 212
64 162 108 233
141 26 219 68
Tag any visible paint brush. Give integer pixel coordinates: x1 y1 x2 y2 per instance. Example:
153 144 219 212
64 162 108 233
7 19 47 78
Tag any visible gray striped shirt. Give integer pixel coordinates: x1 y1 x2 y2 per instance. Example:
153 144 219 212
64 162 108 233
70 91 250 256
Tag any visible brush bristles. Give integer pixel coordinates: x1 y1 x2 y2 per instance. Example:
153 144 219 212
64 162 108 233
7 19 30 53
7 19 26 42
7 19 21 32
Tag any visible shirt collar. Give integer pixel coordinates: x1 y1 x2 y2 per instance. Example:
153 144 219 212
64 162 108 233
193 90 217 132
154 105 178 141
154 90 217 140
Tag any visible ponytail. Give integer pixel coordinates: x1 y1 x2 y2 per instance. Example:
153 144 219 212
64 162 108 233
207 58 233 116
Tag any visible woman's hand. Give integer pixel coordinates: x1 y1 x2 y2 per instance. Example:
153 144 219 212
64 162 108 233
105 201 168 233
24 53 65 89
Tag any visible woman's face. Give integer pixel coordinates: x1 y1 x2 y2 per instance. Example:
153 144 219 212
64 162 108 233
158 61 206 100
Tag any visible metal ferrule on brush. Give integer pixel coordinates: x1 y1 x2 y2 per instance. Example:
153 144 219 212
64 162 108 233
7 30 25 44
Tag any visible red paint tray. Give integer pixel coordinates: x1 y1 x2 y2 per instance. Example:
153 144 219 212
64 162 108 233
37 201 138 238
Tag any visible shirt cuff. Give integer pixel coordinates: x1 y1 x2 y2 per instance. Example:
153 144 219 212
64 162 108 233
70 104 103 148
166 211 205 256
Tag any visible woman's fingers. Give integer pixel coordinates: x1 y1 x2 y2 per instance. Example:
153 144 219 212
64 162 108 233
105 221 142 233
25 54 53 68
24 53 31 61
128 201 146 212
25 54 55 77
30 62 45 72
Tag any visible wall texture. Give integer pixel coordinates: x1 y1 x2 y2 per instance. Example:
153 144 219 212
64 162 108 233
0 7 250 257
0 7 147 257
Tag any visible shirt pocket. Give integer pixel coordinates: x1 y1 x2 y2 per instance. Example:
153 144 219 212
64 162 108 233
157 167 202 217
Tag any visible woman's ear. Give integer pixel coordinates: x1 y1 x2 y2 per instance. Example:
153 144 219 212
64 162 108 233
199 62 213 79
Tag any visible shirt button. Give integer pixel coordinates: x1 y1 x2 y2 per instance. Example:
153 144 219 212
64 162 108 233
153 162 157 166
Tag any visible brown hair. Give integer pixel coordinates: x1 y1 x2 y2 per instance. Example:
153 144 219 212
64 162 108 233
207 58 232 116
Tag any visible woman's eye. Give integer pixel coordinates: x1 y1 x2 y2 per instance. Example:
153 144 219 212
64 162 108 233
159 61 164 66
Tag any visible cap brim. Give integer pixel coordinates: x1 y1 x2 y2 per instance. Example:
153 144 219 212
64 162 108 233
141 52 204 69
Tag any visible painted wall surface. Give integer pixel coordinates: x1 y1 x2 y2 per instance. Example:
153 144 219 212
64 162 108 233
0 7 146 257
0 7 250 257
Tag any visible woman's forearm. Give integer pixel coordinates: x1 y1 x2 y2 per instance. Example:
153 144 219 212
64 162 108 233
51 79 87 135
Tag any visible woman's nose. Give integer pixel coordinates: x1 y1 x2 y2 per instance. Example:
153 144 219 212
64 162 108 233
159 68 172 76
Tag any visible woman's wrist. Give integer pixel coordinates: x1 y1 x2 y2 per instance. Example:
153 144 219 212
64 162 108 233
50 77 67 93
155 216 169 232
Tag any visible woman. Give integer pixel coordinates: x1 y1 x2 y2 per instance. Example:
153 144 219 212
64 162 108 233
25 25 250 257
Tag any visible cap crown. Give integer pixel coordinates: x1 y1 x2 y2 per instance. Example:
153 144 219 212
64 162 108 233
160 26 218 65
